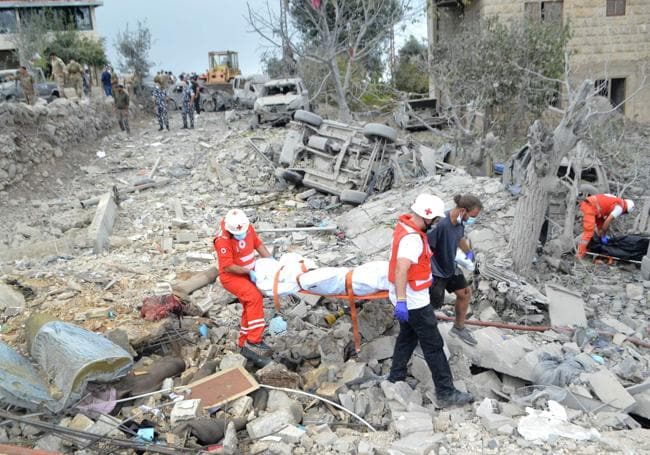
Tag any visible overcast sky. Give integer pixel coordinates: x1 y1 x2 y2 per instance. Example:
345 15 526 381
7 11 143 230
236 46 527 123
95 0 427 77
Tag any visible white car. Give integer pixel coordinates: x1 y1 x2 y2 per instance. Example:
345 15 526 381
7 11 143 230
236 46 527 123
253 77 310 125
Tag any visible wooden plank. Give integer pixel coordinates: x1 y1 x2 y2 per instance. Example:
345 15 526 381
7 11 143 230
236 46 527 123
186 366 259 409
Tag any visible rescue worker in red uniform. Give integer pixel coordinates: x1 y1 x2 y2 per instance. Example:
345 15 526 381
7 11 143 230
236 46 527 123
577 194 635 259
387 193 474 408
214 209 272 359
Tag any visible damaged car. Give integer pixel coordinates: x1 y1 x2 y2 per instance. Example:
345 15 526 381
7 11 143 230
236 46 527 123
276 110 424 205
394 97 447 130
254 77 310 124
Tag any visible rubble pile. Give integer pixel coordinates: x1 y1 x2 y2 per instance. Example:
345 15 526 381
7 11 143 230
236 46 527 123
0 109 649 454
0 97 127 191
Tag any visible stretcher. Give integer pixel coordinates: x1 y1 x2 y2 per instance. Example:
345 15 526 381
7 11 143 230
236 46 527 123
585 251 642 265
272 266 389 353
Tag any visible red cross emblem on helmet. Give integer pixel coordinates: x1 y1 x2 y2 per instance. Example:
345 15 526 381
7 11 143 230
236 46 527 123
425 208 432 215
236 224 243 231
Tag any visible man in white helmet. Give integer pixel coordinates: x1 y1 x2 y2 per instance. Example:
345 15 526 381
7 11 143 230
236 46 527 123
387 193 474 408
577 194 635 259
214 209 272 360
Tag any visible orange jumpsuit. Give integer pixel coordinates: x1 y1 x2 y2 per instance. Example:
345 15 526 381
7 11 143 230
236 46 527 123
577 194 628 258
214 221 265 347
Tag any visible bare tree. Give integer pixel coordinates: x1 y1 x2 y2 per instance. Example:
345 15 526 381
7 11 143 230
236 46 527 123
115 20 152 84
247 0 411 122
508 62 648 274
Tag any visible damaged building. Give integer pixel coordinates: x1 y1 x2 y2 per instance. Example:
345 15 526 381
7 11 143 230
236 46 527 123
427 0 650 123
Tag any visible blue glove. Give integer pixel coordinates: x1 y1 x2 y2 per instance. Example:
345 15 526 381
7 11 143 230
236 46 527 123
600 235 609 245
249 270 257 283
466 251 475 261
394 300 409 323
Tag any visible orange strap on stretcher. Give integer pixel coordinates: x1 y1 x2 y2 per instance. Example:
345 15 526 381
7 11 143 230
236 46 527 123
271 265 389 352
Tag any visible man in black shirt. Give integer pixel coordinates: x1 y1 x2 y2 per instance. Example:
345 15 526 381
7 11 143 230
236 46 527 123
428 194 482 346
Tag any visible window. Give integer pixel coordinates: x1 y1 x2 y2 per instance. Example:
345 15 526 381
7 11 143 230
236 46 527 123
0 50 19 70
0 9 17 34
595 78 626 112
18 6 93 31
524 1 563 25
606 0 625 16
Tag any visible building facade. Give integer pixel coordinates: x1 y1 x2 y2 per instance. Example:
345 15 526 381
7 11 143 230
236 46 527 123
0 0 102 69
428 0 650 123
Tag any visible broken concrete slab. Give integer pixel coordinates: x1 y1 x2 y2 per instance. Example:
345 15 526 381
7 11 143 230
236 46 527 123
170 399 204 426
246 410 298 440
340 360 366 385
392 411 433 436
587 370 637 412
87 192 118 254
350 226 393 256
600 318 636 335
545 284 587 328
470 370 503 399
390 431 445 455
359 335 395 362
440 325 537 381
337 207 374 238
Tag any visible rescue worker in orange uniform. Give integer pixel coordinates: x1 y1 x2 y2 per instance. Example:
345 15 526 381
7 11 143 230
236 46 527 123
577 194 635 259
387 193 474 408
214 209 273 359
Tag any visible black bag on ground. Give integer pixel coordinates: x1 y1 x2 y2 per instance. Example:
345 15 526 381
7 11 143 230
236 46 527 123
587 234 649 261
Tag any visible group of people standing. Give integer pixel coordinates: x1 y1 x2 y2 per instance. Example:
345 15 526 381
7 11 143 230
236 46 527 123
151 71 200 132
49 52 91 100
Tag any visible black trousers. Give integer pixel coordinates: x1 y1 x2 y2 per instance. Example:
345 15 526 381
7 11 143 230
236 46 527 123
388 303 456 397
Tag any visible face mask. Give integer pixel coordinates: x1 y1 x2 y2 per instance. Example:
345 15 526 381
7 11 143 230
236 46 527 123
233 233 246 241
465 217 477 226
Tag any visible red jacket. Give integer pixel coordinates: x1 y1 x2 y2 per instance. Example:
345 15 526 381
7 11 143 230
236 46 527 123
388 214 433 291
586 194 628 219
214 220 262 276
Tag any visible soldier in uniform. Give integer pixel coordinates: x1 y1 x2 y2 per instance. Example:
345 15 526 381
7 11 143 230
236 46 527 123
49 52 67 98
67 59 83 99
152 83 169 131
17 66 36 105
113 84 130 134
110 67 119 98
180 79 195 129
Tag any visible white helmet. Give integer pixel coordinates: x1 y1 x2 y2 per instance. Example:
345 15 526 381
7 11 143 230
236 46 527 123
224 209 249 236
411 193 445 220
625 199 635 213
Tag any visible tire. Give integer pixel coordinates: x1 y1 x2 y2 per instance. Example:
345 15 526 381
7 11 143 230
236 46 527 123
363 123 397 143
294 110 323 127
274 168 304 184
167 98 177 111
340 189 367 205
202 98 216 112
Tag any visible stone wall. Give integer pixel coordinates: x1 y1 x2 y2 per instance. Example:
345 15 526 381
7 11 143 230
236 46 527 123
564 0 650 123
0 97 117 191
430 0 650 123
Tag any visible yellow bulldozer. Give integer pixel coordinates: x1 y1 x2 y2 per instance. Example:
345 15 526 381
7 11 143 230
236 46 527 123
206 51 241 90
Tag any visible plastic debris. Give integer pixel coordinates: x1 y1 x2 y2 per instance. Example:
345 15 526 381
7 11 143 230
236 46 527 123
517 400 600 442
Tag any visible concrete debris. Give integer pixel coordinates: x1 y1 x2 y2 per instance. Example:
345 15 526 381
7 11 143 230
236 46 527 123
0 100 647 455
545 284 588 328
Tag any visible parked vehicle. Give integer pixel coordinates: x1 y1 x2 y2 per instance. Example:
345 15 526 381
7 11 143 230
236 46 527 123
394 97 447 130
0 68 60 103
276 110 402 205
253 78 310 125
232 75 267 109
